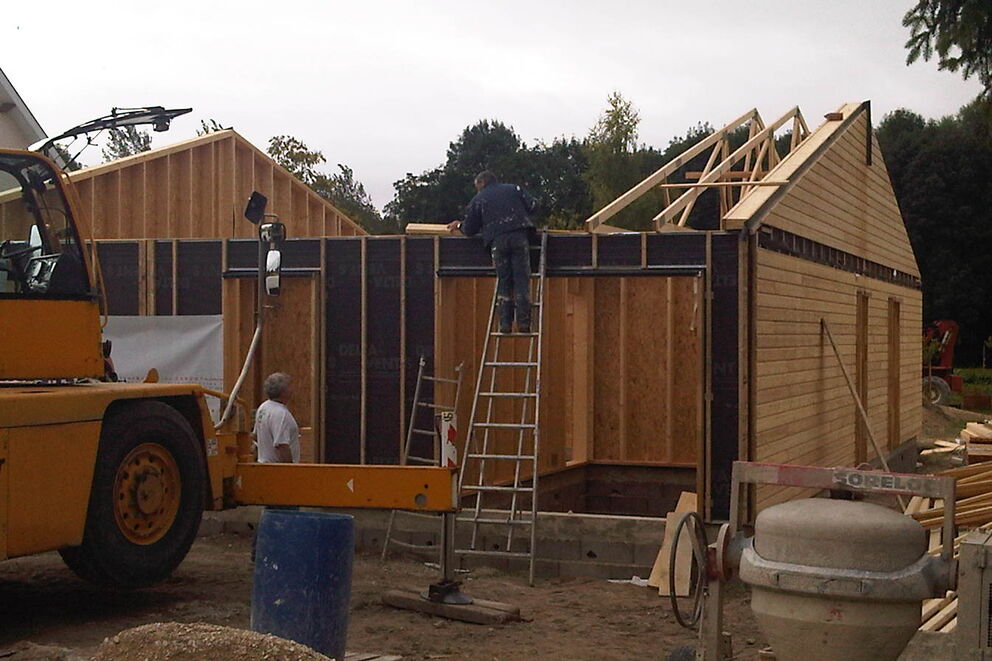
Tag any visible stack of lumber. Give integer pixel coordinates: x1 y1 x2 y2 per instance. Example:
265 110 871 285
961 421 992 464
907 461 992 632
908 462 992 530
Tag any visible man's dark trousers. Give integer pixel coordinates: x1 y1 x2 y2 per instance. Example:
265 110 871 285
491 229 532 333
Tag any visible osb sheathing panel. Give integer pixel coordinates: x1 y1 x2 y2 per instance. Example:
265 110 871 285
222 276 322 462
67 130 365 240
435 275 703 485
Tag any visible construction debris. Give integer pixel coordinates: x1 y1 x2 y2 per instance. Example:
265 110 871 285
960 420 992 463
907 461 992 633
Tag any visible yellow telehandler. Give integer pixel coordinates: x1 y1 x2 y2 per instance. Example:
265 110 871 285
0 148 454 587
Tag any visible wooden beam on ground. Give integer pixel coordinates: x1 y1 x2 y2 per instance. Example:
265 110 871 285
381 588 523 625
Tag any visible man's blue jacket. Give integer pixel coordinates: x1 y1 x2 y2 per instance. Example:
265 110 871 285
461 182 537 247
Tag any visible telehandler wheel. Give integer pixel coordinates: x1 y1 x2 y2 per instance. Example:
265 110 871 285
923 375 951 407
59 401 206 588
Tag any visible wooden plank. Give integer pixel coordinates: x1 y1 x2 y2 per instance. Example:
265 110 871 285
381 589 522 625
647 491 697 589
654 492 699 596
406 222 453 235
593 278 622 461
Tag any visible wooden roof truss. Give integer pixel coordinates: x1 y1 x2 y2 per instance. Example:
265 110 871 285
585 107 811 232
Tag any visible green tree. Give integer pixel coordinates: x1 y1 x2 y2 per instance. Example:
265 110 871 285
877 99 992 364
266 135 390 234
903 0 992 98
385 120 560 228
584 92 646 228
102 126 152 162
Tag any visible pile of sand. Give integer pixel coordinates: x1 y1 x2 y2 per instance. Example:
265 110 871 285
89 622 330 661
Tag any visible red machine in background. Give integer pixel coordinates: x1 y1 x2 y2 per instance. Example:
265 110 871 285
923 320 963 405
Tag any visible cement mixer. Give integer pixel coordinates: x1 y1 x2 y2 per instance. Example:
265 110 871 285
666 462 957 661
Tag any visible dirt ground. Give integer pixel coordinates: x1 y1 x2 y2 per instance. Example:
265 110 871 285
0 533 765 660
5 405 978 661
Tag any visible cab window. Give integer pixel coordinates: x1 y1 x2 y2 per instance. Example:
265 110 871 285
0 154 90 298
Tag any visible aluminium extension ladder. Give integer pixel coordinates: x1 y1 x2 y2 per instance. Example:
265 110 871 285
456 231 548 586
381 356 464 560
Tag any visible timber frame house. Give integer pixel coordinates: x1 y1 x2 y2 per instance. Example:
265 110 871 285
77 102 921 521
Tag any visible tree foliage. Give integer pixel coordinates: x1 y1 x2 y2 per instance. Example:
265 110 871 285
903 0 992 98
102 126 152 162
877 98 992 364
266 135 393 234
385 120 593 229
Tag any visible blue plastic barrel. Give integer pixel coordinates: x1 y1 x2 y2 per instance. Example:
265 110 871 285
250 510 355 660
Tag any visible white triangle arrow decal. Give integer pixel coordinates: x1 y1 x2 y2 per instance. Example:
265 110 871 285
346 478 354 493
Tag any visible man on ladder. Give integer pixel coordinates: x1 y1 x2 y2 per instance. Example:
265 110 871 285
448 170 538 333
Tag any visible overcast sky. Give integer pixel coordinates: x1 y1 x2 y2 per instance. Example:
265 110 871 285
2 1 983 211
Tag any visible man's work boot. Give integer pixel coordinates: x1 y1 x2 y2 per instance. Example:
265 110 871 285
498 298 514 334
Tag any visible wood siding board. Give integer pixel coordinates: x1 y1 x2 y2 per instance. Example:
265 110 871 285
752 242 921 499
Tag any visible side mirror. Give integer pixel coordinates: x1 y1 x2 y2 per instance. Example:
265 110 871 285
265 249 281 296
244 191 268 224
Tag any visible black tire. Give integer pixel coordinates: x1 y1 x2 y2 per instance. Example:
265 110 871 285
59 401 206 588
923 375 951 407
666 645 697 661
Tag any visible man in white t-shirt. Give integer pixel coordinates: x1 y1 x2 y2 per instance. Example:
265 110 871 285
254 372 300 463
251 372 300 562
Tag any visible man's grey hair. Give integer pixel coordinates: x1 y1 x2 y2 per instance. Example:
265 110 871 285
264 372 291 400
474 170 498 187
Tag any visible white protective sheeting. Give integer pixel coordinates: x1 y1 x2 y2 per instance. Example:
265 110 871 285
103 315 224 419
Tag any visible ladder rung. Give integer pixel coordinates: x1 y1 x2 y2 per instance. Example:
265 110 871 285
466 453 536 460
456 549 531 559
492 300 541 308
411 428 436 436
417 402 455 410
422 375 460 384
467 485 534 493
391 510 441 519
387 539 440 551
473 422 536 429
484 361 538 368
404 455 436 465
456 516 533 526
479 392 537 398
491 332 538 338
